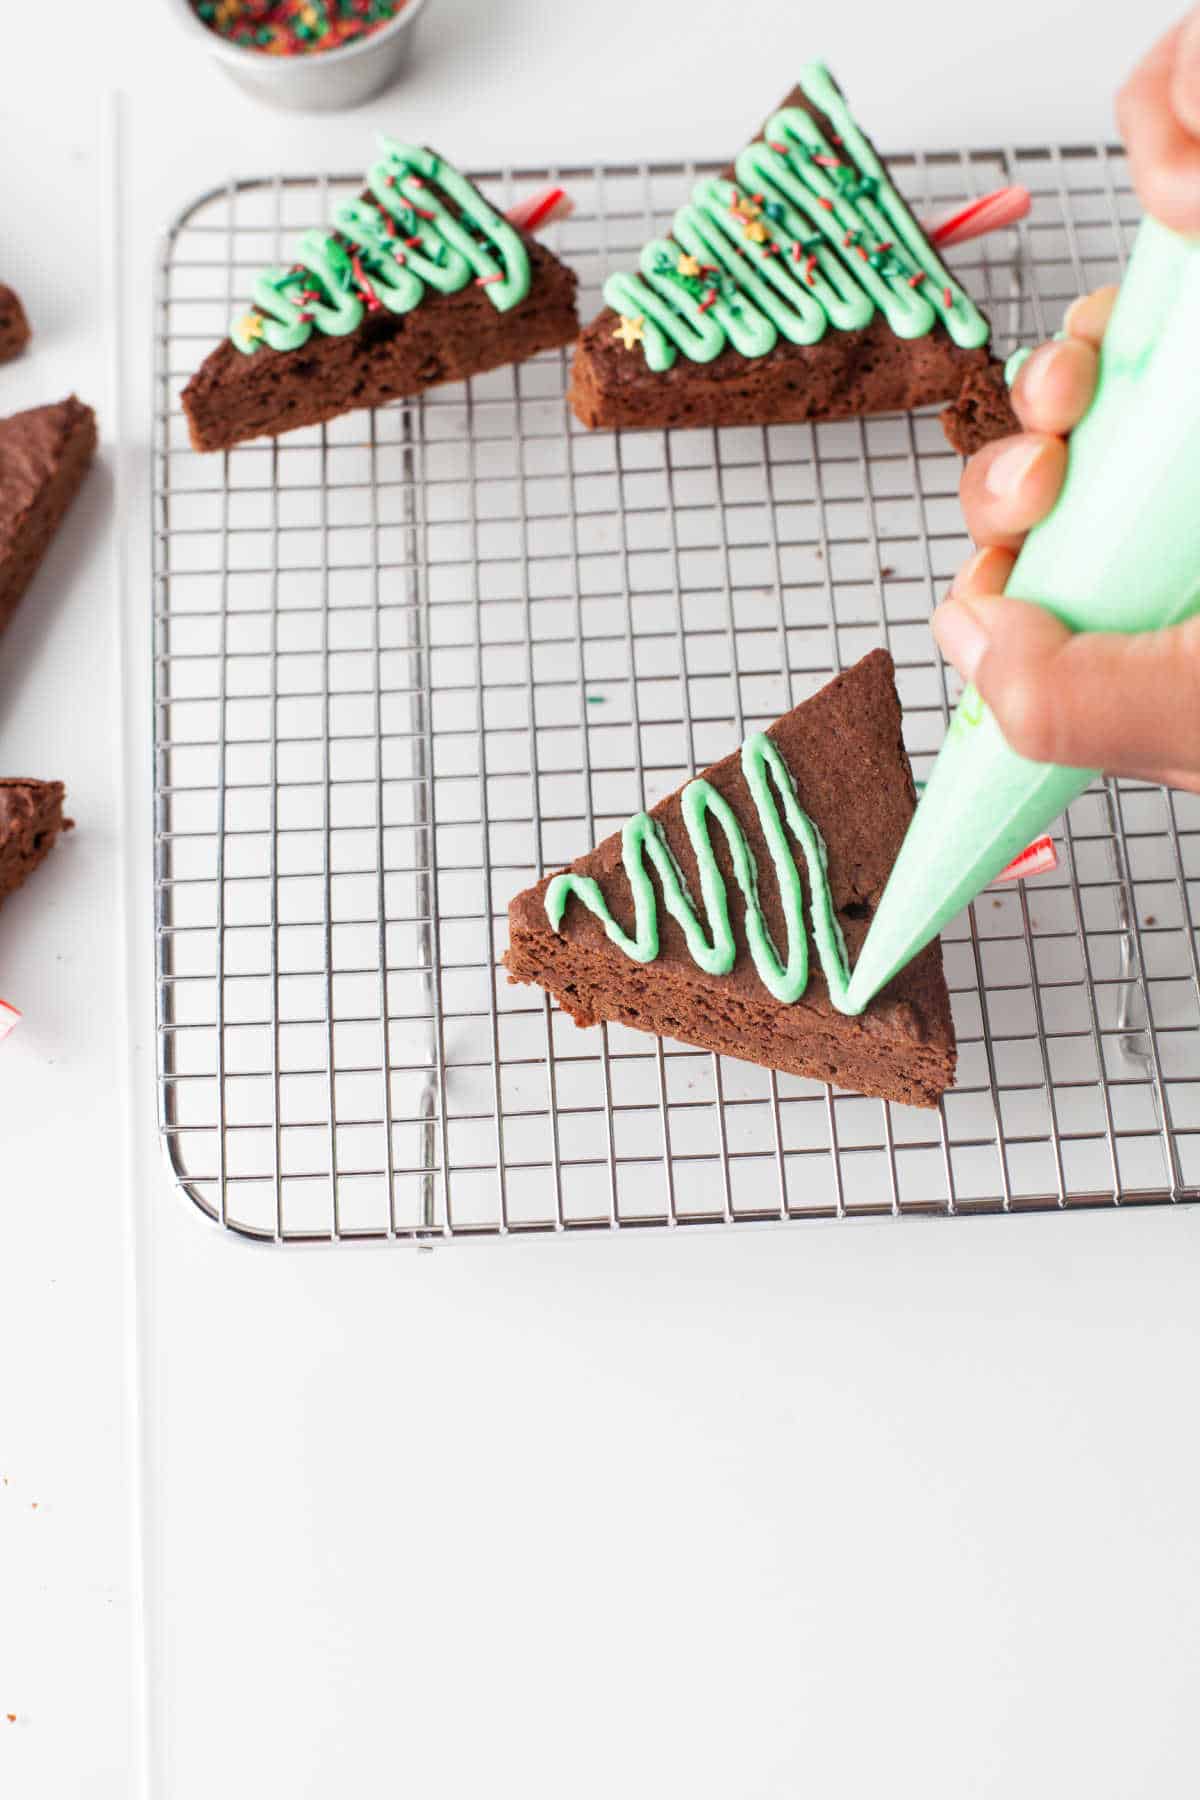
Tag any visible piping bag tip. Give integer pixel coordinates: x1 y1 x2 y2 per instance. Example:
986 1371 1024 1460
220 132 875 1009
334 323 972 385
845 695 1094 1014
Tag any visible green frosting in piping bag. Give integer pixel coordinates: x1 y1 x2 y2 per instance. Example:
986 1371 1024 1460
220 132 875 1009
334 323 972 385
231 142 531 356
545 731 857 1014
603 60 989 371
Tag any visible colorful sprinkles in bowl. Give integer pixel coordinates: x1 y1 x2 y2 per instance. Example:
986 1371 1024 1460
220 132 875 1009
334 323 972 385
190 0 411 56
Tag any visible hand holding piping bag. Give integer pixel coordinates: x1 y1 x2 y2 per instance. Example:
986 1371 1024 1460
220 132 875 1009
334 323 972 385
933 10 1200 795
843 14 1200 1013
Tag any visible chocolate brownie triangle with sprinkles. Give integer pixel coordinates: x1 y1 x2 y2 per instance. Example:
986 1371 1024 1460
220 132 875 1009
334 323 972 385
505 651 956 1108
182 141 579 453
568 62 1017 453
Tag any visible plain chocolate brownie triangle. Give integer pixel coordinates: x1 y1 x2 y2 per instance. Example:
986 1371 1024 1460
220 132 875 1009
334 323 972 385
505 650 956 1108
569 61 1016 452
182 141 579 453
0 779 71 911
0 396 97 638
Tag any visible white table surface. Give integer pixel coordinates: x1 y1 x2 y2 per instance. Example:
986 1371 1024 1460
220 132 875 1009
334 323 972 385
5 3 1200 1796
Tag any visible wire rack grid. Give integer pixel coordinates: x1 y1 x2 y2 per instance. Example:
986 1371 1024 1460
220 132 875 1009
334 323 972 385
152 139 1200 1243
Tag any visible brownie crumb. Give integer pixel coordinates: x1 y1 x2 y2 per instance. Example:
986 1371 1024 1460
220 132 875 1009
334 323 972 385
0 286 30 364
941 358 1020 455
0 781 72 911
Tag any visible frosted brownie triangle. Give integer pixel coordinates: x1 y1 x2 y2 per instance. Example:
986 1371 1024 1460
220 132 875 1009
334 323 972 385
569 63 1017 452
505 651 956 1108
182 141 579 452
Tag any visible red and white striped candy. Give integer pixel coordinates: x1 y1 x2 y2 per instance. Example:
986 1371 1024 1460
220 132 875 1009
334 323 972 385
992 834 1058 885
926 185 1031 249
505 186 574 234
0 999 21 1043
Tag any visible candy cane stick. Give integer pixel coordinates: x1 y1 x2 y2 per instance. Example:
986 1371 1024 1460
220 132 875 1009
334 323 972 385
0 999 21 1042
926 185 1031 249
917 783 1057 886
505 186 574 233
992 834 1057 884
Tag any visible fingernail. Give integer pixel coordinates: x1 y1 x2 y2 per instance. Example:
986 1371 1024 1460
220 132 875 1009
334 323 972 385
1014 341 1058 408
1173 12 1200 135
949 546 997 597
984 436 1047 498
932 597 990 684
1062 294 1091 339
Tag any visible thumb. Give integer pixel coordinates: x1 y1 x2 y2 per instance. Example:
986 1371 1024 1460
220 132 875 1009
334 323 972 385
1172 6 1200 138
932 592 1200 778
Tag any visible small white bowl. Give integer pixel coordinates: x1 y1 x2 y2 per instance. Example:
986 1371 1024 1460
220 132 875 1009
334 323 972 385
171 0 434 112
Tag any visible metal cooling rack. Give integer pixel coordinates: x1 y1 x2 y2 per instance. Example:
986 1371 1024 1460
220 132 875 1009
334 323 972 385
152 140 1200 1242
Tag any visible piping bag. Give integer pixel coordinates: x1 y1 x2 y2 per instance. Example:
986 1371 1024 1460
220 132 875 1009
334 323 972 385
844 216 1200 1014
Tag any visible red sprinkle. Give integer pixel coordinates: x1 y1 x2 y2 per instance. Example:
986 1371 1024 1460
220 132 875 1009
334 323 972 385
698 288 718 313
908 270 927 287
875 240 893 253
476 272 504 285
349 251 381 311
813 155 842 168
943 285 953 307
404 235 422 246
790 242 803 262
804 253 817 285
818 198 834 211
769 141 789 154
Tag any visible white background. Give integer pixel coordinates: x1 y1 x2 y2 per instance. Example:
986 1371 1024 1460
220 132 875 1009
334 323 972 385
3 2 1199 1796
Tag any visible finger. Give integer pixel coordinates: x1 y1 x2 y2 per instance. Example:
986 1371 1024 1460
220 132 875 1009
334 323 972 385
1117 20 1200 236
1011 335 1100 436
1062 284 1119 348
1120 766 1200 794
948 543 1016 601
931 595 1200 777
959 432 1069 552
1171 6 1200 139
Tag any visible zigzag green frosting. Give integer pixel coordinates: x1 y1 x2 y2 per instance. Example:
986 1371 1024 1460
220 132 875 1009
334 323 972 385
230 143 530 356
545 730 858 1014
604 61 989 371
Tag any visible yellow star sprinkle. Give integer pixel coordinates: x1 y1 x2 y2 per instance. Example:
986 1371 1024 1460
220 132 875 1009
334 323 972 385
731 195 761 221
676 252 702 277
742 219 770 243
612 314 646 351
237 312 264 342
